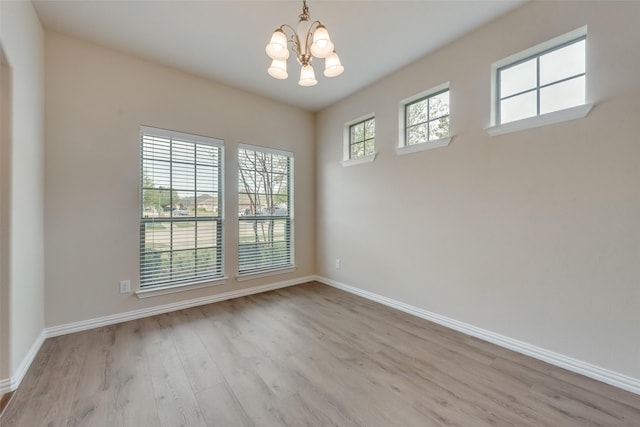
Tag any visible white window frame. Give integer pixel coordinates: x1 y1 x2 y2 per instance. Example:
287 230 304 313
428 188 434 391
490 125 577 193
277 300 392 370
342 114 377 167
237 144 295 280
137 126 226 298
397 82 452 155
487 26 592 136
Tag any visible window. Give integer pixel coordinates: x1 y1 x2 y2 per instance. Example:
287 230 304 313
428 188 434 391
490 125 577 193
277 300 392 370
488 26 591 136
238 145 293 277
342 115 376 166
397 83 452 155
405 89 449 145
498 36 585 124
349 117 375 159
140 127 224 290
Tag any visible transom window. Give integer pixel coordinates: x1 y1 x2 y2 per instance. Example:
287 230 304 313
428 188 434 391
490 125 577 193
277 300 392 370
349 117 375 159
404 89 450 146
238 145 294 275
140 127 223 289
497 36 586 125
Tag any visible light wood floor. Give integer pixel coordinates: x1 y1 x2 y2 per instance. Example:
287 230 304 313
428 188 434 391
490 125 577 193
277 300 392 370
2 281 639 426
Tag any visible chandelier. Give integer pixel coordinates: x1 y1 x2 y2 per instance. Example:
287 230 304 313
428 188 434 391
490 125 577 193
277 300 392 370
265 0 344 86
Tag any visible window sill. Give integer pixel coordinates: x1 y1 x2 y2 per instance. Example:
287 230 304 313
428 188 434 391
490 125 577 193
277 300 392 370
341 153 377 167
136 276 227 299
236 266 296 282
486 103 593 137
395 136 452 155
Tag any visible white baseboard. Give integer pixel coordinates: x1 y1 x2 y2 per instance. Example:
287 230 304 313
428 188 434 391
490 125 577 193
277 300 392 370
0 377 10 394
314 275 640 396
45 275 315 338
0 330 46 395
0 275 315 393
4 276 638 397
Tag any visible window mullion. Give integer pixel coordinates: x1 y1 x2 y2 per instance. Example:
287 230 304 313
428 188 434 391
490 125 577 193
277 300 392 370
405 104 411 144
193 142 198 275
426 97 432 141
539 73 586 90
169 137 174 283
499 87 537 102
536 56 541 116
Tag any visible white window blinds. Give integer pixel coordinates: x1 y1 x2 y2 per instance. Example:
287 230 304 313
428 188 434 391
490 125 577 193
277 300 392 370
238 145 293 275
140 126 224 289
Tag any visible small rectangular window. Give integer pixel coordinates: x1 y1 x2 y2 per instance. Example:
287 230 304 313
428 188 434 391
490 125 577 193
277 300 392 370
497 36 586 125
140 127 224 289
238 145 294 276
349 117 376 159
396 83 452 155
404 89 450 146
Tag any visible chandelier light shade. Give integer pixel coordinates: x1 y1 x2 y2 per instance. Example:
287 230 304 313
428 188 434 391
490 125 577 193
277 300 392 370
266 30 289 60
323 51 344 77
310 25 333 58
265 0 344 86
268 59 288 79
298 64 318 87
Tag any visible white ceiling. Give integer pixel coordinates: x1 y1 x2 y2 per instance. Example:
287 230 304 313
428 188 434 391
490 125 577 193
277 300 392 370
33 0 526 112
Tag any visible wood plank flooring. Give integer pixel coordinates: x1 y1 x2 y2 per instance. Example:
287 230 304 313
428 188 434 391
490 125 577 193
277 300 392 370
1 281 639 426
0 392 13 415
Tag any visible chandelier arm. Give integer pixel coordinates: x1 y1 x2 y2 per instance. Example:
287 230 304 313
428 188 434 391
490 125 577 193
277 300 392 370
309 21 323 31
279 23 298 34
279 24 302 55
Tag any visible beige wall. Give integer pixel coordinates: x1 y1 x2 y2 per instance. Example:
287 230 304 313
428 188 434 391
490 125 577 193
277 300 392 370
316 1 640 379
44 32 315 327
0 0 46 383
0 47 10 384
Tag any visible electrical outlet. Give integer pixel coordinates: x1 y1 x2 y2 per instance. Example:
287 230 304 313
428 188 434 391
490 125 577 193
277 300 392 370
119 280 131 294
335 259 341 269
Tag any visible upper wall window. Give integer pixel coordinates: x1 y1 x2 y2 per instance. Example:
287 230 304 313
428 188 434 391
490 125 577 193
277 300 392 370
342 115 376 166
405 88 449 145
140 126 224 291
397 83 452 155
350 117 375 159
498 37 585 124
488 26 591 136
